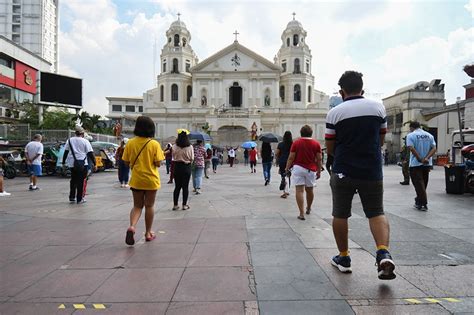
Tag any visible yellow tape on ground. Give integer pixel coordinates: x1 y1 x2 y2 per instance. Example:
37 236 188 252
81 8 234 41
93 304 106 309
405 299 421 304
425 298 441 303
58 304 66 309
73 304 86 309
443 298 460 302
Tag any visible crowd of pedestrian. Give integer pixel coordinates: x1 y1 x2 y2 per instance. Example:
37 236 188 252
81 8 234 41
3 70 445 284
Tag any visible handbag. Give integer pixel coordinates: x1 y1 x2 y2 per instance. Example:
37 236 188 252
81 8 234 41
68 139 86 171
130 139 152 170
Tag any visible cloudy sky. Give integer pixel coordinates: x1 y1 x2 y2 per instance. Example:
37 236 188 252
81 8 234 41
59 0 473 117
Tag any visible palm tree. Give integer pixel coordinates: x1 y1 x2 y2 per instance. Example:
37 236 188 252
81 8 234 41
71 111 93 130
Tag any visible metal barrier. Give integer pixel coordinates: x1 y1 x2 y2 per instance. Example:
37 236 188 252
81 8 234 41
0 124 30 141
1 124 119 144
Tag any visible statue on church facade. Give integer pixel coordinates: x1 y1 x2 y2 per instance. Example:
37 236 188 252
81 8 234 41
251 122 258 141
201 95 207 106
264 95 270 106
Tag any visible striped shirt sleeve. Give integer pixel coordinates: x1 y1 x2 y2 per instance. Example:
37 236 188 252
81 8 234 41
325 110 336 140
379 105 388 134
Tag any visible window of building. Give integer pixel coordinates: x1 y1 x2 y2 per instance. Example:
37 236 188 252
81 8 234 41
12 34 20 43
293 34 299 46
160 85 164 102
395 112 403 128
112 105 122 112
172 58 178 73
279 85 285 102
294 84 301 102
282 61 286 72
308 86 311 102
171 84 178 101
286 38 290 47
174 34 180 47
294 58 300 74
125 105 135 112
138 106 143 113
306 61 310 73
186 85 192 102
387 115 394 129
12 15 20 23
182 38 187 47
162 61 166 73
185 62 191 72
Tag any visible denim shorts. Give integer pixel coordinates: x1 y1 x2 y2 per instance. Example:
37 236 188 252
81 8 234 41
28 164 42 176
330 173 384 219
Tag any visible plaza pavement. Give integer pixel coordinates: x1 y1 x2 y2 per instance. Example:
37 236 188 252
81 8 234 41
0 163 473 314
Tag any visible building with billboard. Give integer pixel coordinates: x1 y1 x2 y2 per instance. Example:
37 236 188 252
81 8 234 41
107 15 329 145
0 35 51 122
0 0 59 72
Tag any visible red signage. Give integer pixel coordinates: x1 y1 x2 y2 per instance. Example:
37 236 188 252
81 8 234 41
14 61 37 94
0 65 15 88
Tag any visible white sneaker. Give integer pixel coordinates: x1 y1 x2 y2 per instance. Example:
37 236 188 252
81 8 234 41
125 184 130 188
0 191 11 196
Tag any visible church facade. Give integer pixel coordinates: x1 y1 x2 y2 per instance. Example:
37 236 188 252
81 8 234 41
108 15 329 145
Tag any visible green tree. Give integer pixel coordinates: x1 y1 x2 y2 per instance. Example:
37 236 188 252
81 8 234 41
41 109 75 129
16 101 40 128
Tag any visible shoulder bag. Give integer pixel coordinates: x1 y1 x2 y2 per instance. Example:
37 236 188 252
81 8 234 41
68 139 86 172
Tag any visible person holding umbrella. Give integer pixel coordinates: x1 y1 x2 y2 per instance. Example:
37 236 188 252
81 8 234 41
261 142 273 185
192 140 206 194
276 131 293 198
249 146 258 173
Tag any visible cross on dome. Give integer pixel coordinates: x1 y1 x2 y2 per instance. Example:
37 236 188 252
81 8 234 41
233 30 240 42
177 12 181 20
292 12 296 20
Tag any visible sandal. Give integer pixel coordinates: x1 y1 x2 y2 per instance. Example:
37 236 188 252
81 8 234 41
125 226 135 245
145 232 156 242
306 208 311 215
172 205 180 211
182 205 190 210
297 215 306 221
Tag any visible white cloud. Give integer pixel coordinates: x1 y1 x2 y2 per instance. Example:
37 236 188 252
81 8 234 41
374 27 473 102
465 0 474 16
58 0 471 117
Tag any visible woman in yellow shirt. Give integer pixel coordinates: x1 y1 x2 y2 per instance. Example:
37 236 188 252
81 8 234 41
122 116 164 245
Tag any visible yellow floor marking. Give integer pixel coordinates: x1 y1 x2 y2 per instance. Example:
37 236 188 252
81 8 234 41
58 304 66 309
425 298 441 303
405 299 421 304
443 298 460 302
158 231 166 234
73 304 86 309
93 304 106 309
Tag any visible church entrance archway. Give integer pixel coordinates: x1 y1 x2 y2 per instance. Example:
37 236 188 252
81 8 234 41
229 82 242 107
216 125 248 147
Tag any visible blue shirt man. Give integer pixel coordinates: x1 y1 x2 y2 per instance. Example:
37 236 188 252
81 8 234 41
406 126 436 167
406 121 437 211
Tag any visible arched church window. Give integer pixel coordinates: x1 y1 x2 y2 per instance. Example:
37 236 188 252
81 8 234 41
293 34 299 46
171 84 178 101
187 85 192 102
174 34 180 47
182 38 187 47
282 61 286 72
160 85 164 102
286 38 290 47
168 37 171 43
294 84 301 102
308 86 312 102
294 58 300 74
162 60 166 73
280 86 285 102
172 58 179 73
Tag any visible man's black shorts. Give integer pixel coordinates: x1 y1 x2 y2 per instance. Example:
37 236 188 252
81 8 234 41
330 173 384 219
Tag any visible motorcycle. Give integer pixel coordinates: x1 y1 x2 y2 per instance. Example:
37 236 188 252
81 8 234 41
461 144 474 194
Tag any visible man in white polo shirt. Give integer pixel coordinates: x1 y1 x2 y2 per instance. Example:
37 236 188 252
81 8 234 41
25 134 43 191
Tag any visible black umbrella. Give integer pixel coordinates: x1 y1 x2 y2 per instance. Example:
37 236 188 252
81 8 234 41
189 131 212 142
258 133 282 143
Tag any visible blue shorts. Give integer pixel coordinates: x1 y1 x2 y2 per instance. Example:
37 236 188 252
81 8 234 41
28 164 42 176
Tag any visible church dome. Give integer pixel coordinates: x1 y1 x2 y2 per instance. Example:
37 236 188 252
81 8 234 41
170 19 188 30
286 19 303 29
